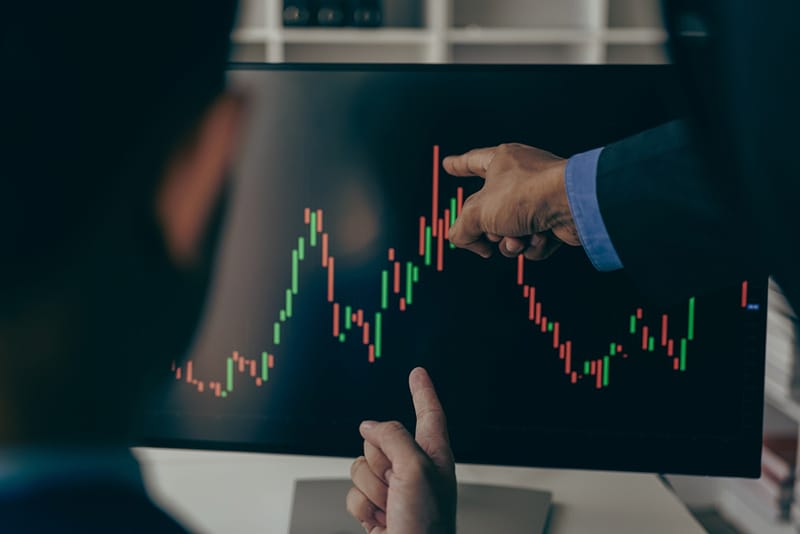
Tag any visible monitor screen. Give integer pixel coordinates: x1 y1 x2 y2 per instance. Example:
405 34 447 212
142 64 767 477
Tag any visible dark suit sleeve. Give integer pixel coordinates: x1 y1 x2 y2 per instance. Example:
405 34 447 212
595 119 760 304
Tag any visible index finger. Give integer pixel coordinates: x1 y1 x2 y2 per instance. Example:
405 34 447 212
409 368 452 468
442 147 497 178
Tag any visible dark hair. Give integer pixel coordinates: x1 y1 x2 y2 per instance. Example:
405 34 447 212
0 1 238 310
0 2 239 441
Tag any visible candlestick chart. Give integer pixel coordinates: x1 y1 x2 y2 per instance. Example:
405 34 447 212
171 145 759 399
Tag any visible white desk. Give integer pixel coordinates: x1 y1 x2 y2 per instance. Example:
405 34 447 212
134 448 706 534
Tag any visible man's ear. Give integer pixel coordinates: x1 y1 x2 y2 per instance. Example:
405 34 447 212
156 92 245 267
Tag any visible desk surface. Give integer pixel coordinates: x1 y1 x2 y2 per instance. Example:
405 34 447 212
134 448 705 534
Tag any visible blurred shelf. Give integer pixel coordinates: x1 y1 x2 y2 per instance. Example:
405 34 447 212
604 27 667 44
447 27 590 45
284 42 426 63
234 27 667 47
764 378 800 423
282 28 431 45
233 28 278 43
234 28 430 45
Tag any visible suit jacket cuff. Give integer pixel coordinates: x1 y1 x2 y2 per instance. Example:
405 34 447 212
565 147 623 271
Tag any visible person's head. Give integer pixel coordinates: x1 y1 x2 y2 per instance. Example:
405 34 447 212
0 1 241 444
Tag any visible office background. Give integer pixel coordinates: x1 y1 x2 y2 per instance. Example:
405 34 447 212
232 0 667 64
140 2 798 533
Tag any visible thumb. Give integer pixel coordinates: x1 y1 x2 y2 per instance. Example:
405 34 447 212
409 367 453 471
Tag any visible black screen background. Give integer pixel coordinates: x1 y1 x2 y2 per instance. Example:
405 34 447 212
141 65 766 477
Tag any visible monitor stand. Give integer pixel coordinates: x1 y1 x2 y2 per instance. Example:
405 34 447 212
289 478 552 534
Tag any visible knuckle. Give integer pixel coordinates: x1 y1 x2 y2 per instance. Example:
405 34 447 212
376 420 409 445
350 456 365 479
416 404 443 422
449 231 466 248
523 248 546 261
495 143 521 161
461 193 476 208
460 196 480 219
345 487 363 515
383 420 406 436
496 143 529 170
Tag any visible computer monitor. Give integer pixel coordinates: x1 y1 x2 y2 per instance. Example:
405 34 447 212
142 64 767 477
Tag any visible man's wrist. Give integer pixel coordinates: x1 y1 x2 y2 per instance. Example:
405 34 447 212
548 158 580 245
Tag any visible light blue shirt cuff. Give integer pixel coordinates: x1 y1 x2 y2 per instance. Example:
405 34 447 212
564 147 623 271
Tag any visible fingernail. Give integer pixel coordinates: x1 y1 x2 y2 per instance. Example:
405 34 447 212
360 420 377 430
384 469 394 483
409 367 426 385
506 241 523 254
